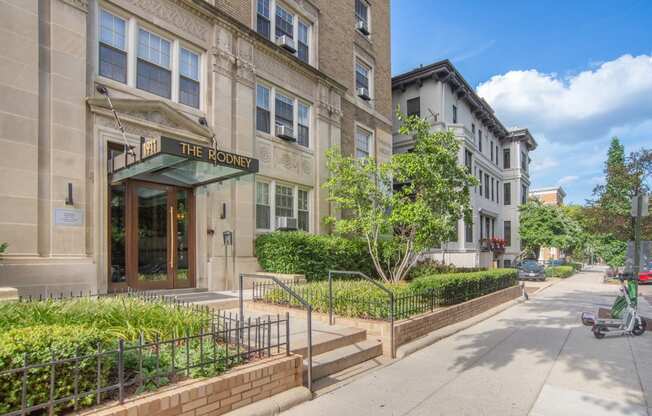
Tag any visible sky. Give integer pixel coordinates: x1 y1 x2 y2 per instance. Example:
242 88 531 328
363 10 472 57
391 0 652 204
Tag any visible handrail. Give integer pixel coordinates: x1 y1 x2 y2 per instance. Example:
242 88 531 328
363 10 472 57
239 273 313 391
328 270 395 358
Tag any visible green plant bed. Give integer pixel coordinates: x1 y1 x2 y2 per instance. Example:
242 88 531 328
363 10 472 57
255 231 374 281
259 269 518 320
545 265 575 278
0 297 236 415
408 259 487 280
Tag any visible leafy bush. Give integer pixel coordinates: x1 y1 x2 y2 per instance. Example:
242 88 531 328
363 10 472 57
567 262 583 271
0 242 7 255
255 232 374 281
260 269 518 319
408 259 486 280
545 265 575 278
409 268 518 305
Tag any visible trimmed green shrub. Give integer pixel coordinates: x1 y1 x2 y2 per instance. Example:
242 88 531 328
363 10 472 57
408 259 486 280
545 265 574 278
255 231 374 281
410 268 518 305
567 262 583 271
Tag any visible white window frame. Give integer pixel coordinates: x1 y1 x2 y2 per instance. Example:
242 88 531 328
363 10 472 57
255 81 312 149
96 7 205 111
355 123 374 159
355 0 371 34
255 179 312 233
253 0 313 65
354 56 373 102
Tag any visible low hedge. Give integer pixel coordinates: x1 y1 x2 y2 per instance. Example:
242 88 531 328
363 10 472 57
567 262 583 271
545 265 575 278
408 259 486 280
255 232 374 281
260 268 518 320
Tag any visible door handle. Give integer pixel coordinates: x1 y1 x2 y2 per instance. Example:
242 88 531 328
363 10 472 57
169 206 174 270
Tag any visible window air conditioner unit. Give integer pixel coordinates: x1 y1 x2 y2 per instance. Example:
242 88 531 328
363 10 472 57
275 124 296 142
276 35 296 53
356 20 370 36
357 87 371 101
276 216 298 230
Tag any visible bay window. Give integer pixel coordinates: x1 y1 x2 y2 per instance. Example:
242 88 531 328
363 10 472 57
256 82 311 148
99 10 127 83
256 180 311 232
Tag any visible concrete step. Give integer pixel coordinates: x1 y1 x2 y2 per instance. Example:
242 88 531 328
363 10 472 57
311 354 389 395
304 338 383 383
291 326 367 358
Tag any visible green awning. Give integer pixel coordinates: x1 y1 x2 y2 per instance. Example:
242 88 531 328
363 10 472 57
109 136 259 187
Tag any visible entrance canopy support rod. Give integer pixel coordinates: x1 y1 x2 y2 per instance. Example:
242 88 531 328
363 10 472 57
96 84 135 158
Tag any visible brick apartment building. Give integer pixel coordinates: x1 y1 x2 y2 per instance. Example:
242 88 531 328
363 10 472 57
0 0 391 296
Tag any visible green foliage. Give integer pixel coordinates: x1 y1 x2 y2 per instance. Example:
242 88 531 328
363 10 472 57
544 265 575 278
409 269 518 305
593 236 628 267
323 111 477 282
261 269 517 319
567 262 583 271
519 200 583 258
0 242 7 255
255 231 374 280
408 259 486 280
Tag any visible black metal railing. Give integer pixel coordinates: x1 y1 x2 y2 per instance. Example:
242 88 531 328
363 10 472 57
1 293 290 416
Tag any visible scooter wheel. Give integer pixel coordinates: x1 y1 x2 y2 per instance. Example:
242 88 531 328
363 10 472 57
633 319 647 336
593 327 606 339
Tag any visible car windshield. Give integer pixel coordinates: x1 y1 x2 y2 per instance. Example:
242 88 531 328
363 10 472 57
521 260 538 268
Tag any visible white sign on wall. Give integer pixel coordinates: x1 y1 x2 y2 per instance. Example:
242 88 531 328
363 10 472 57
54 208 84 226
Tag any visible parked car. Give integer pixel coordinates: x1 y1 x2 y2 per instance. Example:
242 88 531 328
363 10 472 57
518 259 545 281
640 261 652 284
547 258 566 266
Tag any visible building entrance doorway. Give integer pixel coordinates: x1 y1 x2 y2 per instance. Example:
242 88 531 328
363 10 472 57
109 180 195 291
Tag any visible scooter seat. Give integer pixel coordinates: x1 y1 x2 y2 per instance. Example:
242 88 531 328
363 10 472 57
581 312 596 326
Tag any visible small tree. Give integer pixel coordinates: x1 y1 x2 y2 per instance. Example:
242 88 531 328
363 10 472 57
519 200 581 259
324 112 477 283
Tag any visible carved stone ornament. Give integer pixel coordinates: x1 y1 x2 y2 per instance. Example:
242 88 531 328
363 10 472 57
122 0 210 43
95 115 160 139
257 142 273 164
277 150 298 173
301 158 312 176
62 0 89 12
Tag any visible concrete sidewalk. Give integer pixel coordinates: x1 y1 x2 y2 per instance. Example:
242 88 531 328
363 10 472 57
280 267 652 416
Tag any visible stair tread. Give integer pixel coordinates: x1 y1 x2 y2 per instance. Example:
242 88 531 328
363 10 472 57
307 339 383 366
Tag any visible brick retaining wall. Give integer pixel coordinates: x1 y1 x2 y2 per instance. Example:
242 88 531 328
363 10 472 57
81 355 303 416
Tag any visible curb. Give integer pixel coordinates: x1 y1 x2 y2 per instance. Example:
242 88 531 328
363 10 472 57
396 296 525 359
225 387 312 416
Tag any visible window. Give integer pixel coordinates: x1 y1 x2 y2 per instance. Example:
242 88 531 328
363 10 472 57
99 10 127 83
298 21 309 63
275 184 294 221
478 169 483 195
521 151 527 171
355 0 369 29
275 4 294 40
298 189 309 231
297 102 310 147
179 48 200 108
452 105 458 123
356 61 371 95
484 174 490 199
275 93 294 131
522 185 528 204
256 182 271 229
256 84 271 133
495 145 499 166
356 127 373 158
407 97 420 117
496 180 500 204
137 29 172 98
464 149 472 173
504 183 511 205
472 123 476 135
465 220 473 243
503 148 511 169
504 221 512 246
504 259 512 267
478 130 483 151
490 141 494 162
491 178 495 201
256 0 271 39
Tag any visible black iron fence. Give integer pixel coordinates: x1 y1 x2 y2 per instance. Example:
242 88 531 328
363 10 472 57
1 292 290 416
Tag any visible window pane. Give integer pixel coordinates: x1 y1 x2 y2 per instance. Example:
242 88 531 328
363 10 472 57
504 182 511 205
298 189 309 231
298 103 309 147
137 59 172 98
257 85 271 133
356 63 369 90
179 76 200 108
180 48 199 81
99 43 127 83
100 10 126 50
257 0 270 17
275 185 294 218
407 97 420 117
356 128 371 158
256 182 270 229
275 94 294 129
138 29 171 69
298 22 309 63
503 148 511 168
275 5 294 39
504 221 512 246
257 0 271 39
355 0 368 24
256 85 270 110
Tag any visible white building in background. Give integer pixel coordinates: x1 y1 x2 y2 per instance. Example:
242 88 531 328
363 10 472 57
392 60 537 268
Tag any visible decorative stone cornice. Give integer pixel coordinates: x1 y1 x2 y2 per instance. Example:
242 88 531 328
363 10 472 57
61 0 88 12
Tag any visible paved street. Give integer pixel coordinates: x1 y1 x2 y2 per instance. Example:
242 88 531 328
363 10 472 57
282 267 652 416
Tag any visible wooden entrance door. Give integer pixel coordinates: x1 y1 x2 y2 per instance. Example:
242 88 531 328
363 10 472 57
108 181 195 291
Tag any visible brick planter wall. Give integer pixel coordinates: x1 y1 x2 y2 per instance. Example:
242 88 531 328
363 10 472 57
82 355 303 416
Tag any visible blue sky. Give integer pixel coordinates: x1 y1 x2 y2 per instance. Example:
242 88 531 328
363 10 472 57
391 0 652 204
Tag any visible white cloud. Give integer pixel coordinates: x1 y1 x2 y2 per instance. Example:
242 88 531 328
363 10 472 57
557 175 579 186
477 54 652 144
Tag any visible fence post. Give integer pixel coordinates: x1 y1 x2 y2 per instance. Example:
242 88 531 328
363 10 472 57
118 339 125 403
49 351 56 416
21 354 28 416
390 295 395 359
328 271 333 325
285 311 290 356
306 305 313 392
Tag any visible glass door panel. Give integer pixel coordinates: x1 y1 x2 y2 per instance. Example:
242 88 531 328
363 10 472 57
174 190 191 287
136 186 170 286
109 184 127 285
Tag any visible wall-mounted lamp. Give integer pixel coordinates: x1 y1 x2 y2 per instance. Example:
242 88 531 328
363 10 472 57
223 230 233 246
65 183 74 205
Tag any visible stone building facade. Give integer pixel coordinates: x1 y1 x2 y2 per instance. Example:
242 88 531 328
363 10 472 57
0 0 391 296
392 60 537 268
